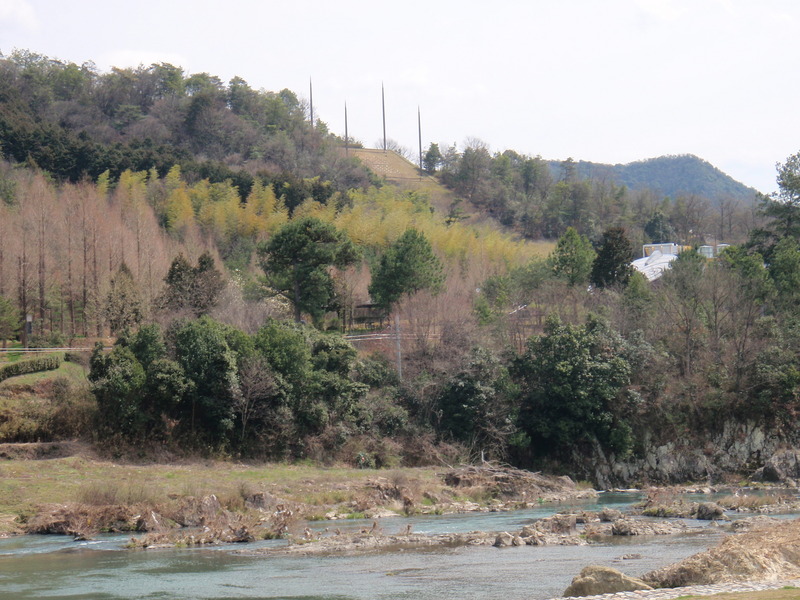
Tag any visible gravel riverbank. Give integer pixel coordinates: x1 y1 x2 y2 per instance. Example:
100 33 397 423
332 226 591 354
556 578 800 600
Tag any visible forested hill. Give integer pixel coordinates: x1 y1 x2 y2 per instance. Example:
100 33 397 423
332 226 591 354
0 49 761 246
0 49 372 202
7 48 800 484
548 155 759 202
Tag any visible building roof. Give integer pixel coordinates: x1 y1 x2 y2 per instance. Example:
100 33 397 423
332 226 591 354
631 250 678 282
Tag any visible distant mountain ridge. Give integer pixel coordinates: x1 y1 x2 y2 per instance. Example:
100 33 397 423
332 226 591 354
548 154 758 203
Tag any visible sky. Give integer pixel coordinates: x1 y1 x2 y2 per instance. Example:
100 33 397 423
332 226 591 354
1 0 799 194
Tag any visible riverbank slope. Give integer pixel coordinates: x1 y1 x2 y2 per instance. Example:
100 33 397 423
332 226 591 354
0 443 591 538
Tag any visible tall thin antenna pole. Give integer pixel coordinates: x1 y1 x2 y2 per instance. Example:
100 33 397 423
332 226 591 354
418 106 423 171
309 78 314 129
381 82 387 152
394 311 403 379
344 102 349 156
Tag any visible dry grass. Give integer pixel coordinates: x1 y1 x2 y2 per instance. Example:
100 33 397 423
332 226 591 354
1 452 582 541
76 480 160 506
0 452 561 540
717 492 793 511
0 363 95 444
0 452 443 524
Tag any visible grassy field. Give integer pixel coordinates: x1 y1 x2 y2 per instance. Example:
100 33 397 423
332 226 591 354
0 363 437 523
0 359 87 388
0 347 24 363
0 451 445 533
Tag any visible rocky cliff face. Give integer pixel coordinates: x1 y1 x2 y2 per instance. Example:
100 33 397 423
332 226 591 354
574 421 799 488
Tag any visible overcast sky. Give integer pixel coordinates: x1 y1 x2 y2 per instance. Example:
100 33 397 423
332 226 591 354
1 0 798 193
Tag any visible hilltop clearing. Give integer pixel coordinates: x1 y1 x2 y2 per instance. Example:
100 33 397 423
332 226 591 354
352 149 478 223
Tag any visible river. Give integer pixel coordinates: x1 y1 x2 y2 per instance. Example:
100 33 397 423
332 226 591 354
0 493 776 600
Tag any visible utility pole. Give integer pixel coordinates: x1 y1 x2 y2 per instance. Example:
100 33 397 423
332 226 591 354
418 106 423 171
344 102 349 156
381 82 387 152
309 78 314 129
394 311 403 379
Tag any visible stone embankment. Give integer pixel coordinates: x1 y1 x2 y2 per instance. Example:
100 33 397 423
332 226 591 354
557 579 800 600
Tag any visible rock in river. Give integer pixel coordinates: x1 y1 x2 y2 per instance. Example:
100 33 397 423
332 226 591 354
563 565 653 597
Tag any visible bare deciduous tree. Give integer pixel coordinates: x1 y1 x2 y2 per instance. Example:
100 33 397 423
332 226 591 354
235 356 278 444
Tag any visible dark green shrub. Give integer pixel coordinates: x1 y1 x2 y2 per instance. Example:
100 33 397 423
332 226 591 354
0 353 63 382
90 346 146 435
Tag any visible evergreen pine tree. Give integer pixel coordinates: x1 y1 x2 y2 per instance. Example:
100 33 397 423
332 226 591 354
590 227 634 288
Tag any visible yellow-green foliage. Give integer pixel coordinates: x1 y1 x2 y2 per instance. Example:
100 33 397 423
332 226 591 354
96 169 111 197
193 179 290 249
102 168 548 274
195 180 239 237
115 169 148 207
328 186 545 269
242 182 289 235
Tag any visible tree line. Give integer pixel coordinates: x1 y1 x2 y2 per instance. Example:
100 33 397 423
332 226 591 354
423 140 758 247
0 50 371 201
3 152 800 476
0 139 555 346
3 47 799 476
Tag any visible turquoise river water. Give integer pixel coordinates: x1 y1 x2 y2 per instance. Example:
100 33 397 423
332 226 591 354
0 492 787 600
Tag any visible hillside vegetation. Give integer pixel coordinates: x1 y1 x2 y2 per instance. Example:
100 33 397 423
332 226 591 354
422 140 757 246
0 49 760 248
1 49 799 486
549 154 759 203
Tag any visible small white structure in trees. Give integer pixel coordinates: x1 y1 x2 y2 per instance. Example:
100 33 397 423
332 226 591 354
631 242 729 282
631 249 679 282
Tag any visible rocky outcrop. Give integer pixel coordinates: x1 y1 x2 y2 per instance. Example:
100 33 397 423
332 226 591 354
610 518 687 536
535 513 577 533
598 508 623 522
695 502 726 520
244 491 284 511
268 512 688 556
729 516 782 531
751 450 800 484
493 532 523 547
265 516 593 556
644 517 800 587
563 565 653 597
577 421 798 488
24 503 142 538
441 464 594 502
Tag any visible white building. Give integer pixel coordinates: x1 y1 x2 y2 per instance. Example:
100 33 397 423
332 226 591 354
631 249 679 282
